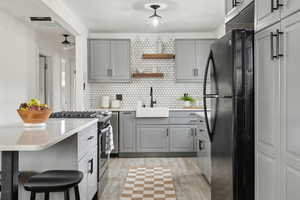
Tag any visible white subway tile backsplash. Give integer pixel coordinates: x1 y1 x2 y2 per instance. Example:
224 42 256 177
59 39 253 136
85 35 208 109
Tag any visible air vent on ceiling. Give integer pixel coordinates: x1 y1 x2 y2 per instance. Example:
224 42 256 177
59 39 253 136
29 17 58 27
30 17 52 22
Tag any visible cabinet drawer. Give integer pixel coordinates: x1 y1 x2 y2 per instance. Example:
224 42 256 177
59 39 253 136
136 118 169 125
169 111 202 118
78 124 97 160
169 117 204 124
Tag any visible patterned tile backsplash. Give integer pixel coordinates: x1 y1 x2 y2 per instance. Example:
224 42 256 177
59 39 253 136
86 35 209 109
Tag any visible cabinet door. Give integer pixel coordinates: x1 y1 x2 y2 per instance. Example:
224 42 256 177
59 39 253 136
120 112 136 153
78 156 88 200
255 0 281 31
170 126 194 152
281 13 300 200
255 23 281 200
282 0 300 19
175 39 196 81
195 40 214 81
137 125 169 152
110 40 130 81
225 0 235 15
87 147 98 200
88 40 110 82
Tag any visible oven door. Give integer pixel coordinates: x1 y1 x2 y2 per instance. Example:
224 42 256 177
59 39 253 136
98 125 109 179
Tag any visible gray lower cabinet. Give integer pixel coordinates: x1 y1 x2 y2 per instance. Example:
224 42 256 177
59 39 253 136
120 111 136 152
88 39 130 83
169 126 195 152
137 125 169 152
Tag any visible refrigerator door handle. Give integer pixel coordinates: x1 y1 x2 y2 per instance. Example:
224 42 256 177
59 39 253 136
203 50 217 142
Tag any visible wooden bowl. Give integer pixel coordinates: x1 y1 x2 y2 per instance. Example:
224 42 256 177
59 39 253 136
17 109 53 124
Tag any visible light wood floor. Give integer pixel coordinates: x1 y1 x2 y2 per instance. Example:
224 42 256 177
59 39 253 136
99 157 211 200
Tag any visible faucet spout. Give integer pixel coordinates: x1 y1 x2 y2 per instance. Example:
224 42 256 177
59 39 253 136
150 87 157 108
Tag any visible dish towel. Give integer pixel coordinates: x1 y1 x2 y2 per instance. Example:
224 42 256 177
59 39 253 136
106 124 114 154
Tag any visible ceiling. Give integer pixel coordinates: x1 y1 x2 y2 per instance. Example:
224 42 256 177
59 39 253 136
61 0 225 33
0 0 73 37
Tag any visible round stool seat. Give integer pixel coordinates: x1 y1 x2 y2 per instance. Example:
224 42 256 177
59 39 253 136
24 170 83 192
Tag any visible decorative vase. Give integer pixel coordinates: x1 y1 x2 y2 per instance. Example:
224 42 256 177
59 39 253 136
184 101 192 108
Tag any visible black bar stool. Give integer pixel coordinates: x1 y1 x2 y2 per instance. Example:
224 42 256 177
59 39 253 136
24 170 83 200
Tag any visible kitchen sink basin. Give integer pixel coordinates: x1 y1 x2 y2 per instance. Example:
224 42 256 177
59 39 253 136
136 107 169 118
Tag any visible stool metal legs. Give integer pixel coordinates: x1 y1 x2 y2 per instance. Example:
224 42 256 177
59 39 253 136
29 186 80 200
64 189 70 200
45 192 49 200
30 192 36 200
74 186 80 200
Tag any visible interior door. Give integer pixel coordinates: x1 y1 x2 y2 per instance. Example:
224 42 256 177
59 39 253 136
255 23 281 200
281 12 300 200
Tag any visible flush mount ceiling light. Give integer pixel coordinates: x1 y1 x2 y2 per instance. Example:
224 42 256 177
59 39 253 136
148 4 162 27
62 34 74 50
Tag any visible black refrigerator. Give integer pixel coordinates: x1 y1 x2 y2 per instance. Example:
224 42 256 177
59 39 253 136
203 30 254 200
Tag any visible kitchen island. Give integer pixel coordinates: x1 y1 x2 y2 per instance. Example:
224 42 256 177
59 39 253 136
0 118 98 200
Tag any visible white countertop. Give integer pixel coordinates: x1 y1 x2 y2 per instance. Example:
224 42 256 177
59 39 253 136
0 118 98 151
195 111 210 119
91 108 205 112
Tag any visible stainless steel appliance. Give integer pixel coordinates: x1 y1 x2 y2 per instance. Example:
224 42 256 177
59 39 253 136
50 111 112 198
111 112 119 154
203 30 254 200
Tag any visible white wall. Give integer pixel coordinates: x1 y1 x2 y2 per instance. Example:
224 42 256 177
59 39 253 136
0 10 75 125
0 10 37 125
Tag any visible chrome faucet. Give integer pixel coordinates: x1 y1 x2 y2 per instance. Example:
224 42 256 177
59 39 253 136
150 87 157 108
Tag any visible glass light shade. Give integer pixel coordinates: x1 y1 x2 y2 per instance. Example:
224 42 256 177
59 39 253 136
148 15 162 27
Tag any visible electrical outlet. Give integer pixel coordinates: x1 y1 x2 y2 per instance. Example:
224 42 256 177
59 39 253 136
116 94 123 101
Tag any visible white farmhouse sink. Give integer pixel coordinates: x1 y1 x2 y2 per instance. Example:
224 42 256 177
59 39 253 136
136 107 169 118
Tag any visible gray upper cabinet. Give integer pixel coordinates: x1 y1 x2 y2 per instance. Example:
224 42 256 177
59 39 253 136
88 39 130 83
110 40 130 80
170 126 194 152
225 0 253 23
137 125 169 152
120 112 136 153
175 39 214 82
88 40 110 81
255 0 281 31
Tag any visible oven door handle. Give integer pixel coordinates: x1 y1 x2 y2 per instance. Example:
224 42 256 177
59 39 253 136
101 126 110 133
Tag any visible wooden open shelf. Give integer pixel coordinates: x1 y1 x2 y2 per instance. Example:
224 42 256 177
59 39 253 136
132 73 164 78
142 54 175 59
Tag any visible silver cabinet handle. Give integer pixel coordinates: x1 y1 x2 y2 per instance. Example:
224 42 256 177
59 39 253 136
271 0 283 12
166 128 169 136
107 68 113 77
88 158 94 174
190 120 198 123
270 31 277 60
270 29 284 60
189 113 196 116
194 128 197 136
87 136 94 141
193 68 199 77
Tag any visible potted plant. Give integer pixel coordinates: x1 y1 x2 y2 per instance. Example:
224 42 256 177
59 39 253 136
179 94 195 108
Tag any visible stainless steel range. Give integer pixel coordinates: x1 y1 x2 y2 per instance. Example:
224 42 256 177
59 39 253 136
50 111 112 198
